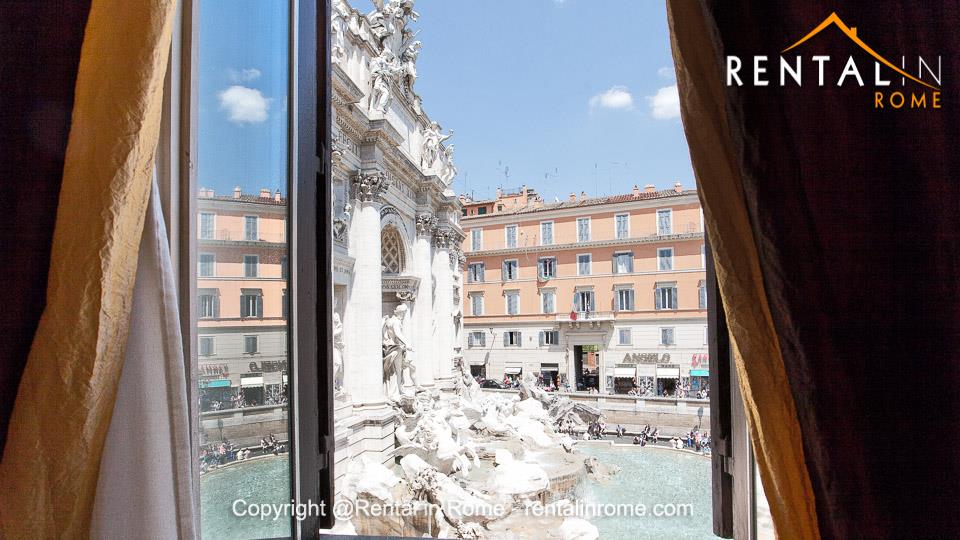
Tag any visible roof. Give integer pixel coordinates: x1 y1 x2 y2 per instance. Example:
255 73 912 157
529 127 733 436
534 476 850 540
199 194 288 206
461 189 698 219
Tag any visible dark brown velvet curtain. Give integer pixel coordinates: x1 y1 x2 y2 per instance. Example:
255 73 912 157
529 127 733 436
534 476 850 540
0 1 92 452
685 2 960 538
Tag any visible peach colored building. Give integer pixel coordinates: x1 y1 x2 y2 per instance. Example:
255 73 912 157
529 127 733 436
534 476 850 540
461 183 709 396
196 187 289 410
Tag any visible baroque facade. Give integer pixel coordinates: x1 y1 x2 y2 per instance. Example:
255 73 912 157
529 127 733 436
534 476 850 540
331 0 464 488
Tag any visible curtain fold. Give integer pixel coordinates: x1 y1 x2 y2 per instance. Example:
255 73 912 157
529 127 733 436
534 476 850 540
0 0 177 537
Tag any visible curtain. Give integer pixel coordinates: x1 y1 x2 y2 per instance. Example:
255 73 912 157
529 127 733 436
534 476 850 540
0 0 178 537
669 1 960 538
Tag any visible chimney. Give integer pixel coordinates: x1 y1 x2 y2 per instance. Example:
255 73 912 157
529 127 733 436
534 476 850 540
568 193 577 202
274 189 282 202
674 181 683 193
580 191 587 201
259 188 271 199
632 185 640 198
496 187 503 199
644 184 656 193
233 186 242 199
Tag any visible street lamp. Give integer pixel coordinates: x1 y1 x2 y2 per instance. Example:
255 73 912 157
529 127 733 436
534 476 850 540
697 406 704 431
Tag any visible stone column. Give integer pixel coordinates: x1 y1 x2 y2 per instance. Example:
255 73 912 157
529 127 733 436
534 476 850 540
344 169 390 406
411 212 437 387
431 227 454 385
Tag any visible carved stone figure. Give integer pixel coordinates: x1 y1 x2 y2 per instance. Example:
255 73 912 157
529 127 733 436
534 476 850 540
383 304 418 396
368 0 418 49
421 121 453 169
439 144 458 184
369 49 402 114
352 169 390 202
333 312 345 394
332 203 351 243
399 39 421 89
415 212 437 236
331 0 351 64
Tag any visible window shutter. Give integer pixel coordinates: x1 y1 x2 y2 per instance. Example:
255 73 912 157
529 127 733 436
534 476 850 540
655 288 662 310
627 254 634 273
214 294 220 318
503 333 509 347
574 293 581 311
256 295 263 318
539 331 544 346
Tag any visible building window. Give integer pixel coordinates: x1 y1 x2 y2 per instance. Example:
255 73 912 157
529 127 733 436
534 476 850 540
504 331 522 347
199 336 215 356
657 209 672 235
244 215 259 241
541 289 556 314
657 248 673 271
477 207 487 215
615 213 629 239
381 227 405 274
540 221 554 245
540 330 560 346
618 328 632 346
505 224 518 248
574 289 595 312
655 282 678 310
699 279 707 309
468 263 485 283
612 251 634 274
577 217 591 242
198 289 219 318
468 331 486 347
505 290 520 315
502 259 518 281
199 213 215 240
471 228 482 250
282 289 289 319
701 243 706 268
281 256 288 279
240 289 263 318
660 327 676 346
198 253 215 277
577 254 591 275
538 257 556 279
470 293 484 316
244 255 259 277
616 288 635 311
244 335 259 354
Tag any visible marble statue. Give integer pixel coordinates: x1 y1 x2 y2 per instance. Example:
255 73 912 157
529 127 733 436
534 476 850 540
333 312 345 394
367 0 418 49
439 144 458 184
331 0 351 63
399 38 421 89
421 121 453 169
383 304 418 396
369 49 402 114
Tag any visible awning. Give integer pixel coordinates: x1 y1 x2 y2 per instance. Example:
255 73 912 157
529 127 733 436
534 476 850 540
504 366 522 375
200 379 231 388
656 368 680 378
690 369 709 377
637 364 656 377
540 363 560 372
614 367 637 378
282 374 288 384
241 376 264 386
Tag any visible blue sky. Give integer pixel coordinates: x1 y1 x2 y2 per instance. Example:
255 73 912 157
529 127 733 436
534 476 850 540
197 0 695 201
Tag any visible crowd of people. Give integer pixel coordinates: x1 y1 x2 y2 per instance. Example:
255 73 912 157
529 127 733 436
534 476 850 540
201 384 289 412
198 433 287 473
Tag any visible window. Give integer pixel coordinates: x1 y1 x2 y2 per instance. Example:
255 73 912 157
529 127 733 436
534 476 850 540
618 328 632 345
244 255 259 277
477 207 487 215
471 228 482 250
701 243 706 268
198 253 215 277
470 293 484 316
502 259 518 281
198 289 219 318
574 289 595 312
468 263 485 283
655 282 678 310
504 330 522 347
613 251 634 274
577 217 591 242
240 289 263 318
281 256 288 279
381 227 405 273
468 331 486 347
282 289 289 319
540 221 554 245
505 290 520 315
505 224 518 248
657 208 673 235
699 279 708 309
660 327 676 346
577 254 591 275
615 213 629 239
616 288 635 311
199 336 215 356
199 212 215 239
244 335 259 354
244 215 259 241
540 330 560 346
658 247 674 271
541 289 556 314
538 256 556 279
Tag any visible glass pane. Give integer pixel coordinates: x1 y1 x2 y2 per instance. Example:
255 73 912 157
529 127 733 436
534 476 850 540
195 0 290 538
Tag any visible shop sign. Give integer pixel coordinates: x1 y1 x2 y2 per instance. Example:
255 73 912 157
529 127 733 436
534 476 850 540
200 364 229 377
621 353 671 365
691 353 710 370
249 360 288 373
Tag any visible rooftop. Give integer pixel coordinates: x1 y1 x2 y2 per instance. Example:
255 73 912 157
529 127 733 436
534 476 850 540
462 184 698 219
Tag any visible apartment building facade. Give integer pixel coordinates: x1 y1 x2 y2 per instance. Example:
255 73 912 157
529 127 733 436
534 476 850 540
196 187 289 411
461 183 709 396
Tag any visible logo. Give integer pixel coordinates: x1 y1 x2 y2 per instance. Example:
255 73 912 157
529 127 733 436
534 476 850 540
725 12 941 109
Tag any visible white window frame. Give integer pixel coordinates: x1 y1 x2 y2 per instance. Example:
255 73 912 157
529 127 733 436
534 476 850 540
244 214 259 241
468 330 486 348
502 259 519 281
471 228 483 251
655 283 678 310
541 330 560 346
577 253 592 276
505 330 522 347
469 293 484 316
199 335 215 356
576 217 591 242
540 220 554 246
198 291 218 318
467 262 485 283
243 334 259 354
199 212 216 240
540 288 556 314
574 287 595 313
659 327 676 346
198 253 215 278
244 254 259 278
657 247 674 271
613 251 634 274
656 208 673 235
618 328 632 346
538 256 556 279
504 224 519 249
614 212 630 240
615 286 635 311
505 290 520 316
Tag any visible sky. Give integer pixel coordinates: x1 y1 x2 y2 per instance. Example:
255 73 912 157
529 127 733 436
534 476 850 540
196 0 696 201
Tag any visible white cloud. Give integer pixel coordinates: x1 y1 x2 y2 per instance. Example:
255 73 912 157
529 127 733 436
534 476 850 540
588 86 635 111
658 66 675 80
228 68 262 82
218 85 270 124
646 84 681 120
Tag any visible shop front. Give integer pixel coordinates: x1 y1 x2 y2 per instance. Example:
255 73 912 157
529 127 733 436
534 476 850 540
613 365 637 394
504 365 522 385
690 353 710 393
656 365 681 397
540 363 560 389
240 374 264 406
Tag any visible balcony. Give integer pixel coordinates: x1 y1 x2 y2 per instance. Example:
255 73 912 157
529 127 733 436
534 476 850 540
555 310 615 329
199 229 286 245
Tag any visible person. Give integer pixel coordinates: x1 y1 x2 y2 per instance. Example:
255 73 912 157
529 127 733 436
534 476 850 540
633 436 641 445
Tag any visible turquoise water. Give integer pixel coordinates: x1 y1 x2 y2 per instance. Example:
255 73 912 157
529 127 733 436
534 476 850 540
200 456 291 540
577 444 719 539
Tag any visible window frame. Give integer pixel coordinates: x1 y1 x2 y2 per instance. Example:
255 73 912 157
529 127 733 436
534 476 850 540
540 220 554 245
538 256 556 279
199 335 215 356
244 214 260 241
467 262 485 283
659 326 676 346
615 212 630 239
657 207 673 235
618 327 632 346
658 247 674 271
199 211 216 240
243 254 259 278
540 288 556 314
505 290 520 316
576 216 591 242
469 292 484 316
504 223 518 248
577 253 592 276
471 228 482 251
502 258 519 281
615 286 635 311
198 252 215 277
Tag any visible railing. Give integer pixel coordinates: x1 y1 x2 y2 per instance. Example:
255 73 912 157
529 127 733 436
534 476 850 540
555 310 615 322
199 229 286 243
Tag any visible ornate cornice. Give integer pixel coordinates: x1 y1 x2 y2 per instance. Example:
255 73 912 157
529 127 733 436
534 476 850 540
352 169 390 203
432 227 452 249
415 212 437 236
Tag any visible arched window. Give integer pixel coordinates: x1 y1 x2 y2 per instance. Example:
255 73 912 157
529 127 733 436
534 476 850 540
381 227 405 274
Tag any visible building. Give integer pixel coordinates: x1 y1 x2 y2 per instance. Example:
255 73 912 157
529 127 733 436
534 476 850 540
460 183 709 396
460 184 542 217
196 187 289 412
